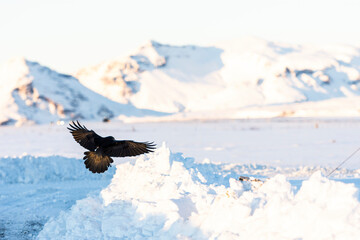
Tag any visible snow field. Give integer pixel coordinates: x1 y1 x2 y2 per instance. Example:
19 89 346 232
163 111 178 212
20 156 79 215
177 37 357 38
38 144 360 239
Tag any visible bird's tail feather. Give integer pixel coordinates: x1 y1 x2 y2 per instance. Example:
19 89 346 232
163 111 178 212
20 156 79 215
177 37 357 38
83 151 113 173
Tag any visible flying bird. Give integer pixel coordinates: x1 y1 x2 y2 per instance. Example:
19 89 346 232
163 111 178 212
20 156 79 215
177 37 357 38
68 121 155 173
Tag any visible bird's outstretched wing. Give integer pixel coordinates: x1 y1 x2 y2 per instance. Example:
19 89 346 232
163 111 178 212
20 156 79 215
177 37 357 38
67 121 102 151
103 141 156 157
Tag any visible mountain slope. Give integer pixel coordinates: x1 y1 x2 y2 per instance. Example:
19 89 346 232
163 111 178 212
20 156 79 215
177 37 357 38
2 38 360 125
0 57 162 125
76 41 224 112
76 38 360 114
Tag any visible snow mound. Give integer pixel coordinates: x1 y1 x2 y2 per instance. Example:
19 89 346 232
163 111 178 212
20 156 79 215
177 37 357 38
0 155 115 184
39 144 360 239
0 57 163 126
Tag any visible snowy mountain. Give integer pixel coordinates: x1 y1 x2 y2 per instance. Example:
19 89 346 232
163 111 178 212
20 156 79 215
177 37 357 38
0 57 161 126
76 38 360 116
2 38 360 126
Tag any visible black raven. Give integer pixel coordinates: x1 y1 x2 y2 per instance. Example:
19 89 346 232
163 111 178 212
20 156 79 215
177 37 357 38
67 121 155 173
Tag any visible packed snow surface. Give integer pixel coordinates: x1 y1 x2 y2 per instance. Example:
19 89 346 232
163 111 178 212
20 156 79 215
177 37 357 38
2 119 360 168
0 155 115 239
38 144 360 239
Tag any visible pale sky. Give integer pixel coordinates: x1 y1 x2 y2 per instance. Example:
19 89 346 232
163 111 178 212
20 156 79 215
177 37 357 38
1 0 359 73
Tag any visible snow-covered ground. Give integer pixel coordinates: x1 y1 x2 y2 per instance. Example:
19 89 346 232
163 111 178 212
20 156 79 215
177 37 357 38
39 145 360 239
1 119 360 239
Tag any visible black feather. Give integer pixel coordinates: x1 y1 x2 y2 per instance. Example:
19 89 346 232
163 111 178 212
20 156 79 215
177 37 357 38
68 121 156 174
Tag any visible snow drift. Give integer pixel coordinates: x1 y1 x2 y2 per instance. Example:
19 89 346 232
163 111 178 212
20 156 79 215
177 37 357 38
76 38 360 115
0 58 163 126
38 144 360 239
0 155 115 184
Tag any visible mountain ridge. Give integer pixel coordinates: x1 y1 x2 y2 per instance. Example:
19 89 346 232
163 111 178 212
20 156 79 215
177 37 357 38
76 38 360 113
2 38 360 125
0 57 163 126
